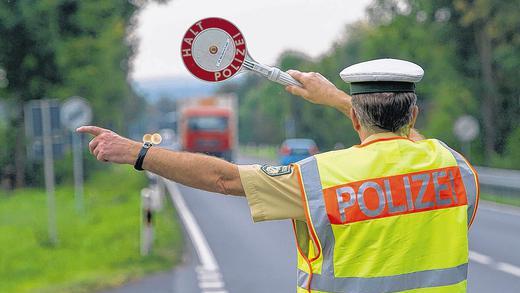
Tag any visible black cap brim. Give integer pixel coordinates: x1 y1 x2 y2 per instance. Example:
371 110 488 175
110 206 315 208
350 81 416 95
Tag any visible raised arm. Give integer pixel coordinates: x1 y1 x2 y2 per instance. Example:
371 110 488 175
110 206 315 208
76 126 245 196
285 70 425 141
285 70 352 120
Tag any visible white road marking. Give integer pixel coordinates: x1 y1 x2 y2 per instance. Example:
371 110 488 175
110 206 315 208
164 180 228 293
470 250 520 278
469 251 493 265
198 272 222 281
199 281 226 289
496 262 520 278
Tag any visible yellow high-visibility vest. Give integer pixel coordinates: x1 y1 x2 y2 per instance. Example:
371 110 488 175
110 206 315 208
293 137 479 293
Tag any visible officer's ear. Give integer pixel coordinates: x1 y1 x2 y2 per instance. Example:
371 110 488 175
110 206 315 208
409 105 419 128
350 108 362 132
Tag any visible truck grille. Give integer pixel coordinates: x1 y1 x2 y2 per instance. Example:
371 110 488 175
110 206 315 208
196 139 220 148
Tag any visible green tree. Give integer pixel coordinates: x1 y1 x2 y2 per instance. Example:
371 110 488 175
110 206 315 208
453 0 520 161
0 1 164 187
236 0 519 168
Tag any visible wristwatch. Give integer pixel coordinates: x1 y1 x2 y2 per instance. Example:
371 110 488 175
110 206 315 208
134 142 153 171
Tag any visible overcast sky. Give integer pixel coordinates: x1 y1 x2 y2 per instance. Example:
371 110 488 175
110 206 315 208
131 0 372 81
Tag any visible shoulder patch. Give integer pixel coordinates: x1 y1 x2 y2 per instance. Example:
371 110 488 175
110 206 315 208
260 165 293 177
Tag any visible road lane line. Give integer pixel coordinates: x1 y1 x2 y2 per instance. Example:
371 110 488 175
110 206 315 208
198 272 222 281
496 262 520 278
165 180 219 270
470 250 520 278
469 251 493 265
164 179 228 293
199 281 226 289
197 271 221 277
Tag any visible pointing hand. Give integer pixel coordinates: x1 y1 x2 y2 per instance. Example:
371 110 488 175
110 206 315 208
76 126 141 165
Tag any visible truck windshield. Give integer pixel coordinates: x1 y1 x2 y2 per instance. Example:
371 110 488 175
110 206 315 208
188 116 228 131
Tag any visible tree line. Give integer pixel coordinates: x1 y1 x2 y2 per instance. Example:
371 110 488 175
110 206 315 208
0 0 518 190
0 1 165 188
234 0 519 169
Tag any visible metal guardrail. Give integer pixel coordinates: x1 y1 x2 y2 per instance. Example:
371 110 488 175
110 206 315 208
475 166 520 190
475 166 520 199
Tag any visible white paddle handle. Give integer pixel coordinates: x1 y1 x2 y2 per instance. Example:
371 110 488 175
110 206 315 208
244 60 302 87
268 67 302 87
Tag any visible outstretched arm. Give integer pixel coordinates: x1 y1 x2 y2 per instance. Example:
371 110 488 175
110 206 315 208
285 70 352 120
76 126 245 196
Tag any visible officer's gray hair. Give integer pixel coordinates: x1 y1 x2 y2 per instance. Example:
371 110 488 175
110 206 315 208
351 92 417 135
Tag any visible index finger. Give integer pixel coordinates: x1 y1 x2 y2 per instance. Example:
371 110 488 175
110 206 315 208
287 70 304 81
76 126 109 137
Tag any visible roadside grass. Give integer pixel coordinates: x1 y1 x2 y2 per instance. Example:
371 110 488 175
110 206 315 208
0 165 183 293
480 193 520 207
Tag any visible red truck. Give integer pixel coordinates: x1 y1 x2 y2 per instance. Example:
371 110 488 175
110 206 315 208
178 96 237 161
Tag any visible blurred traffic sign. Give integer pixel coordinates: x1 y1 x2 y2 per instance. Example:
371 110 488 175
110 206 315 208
24 99 60 244
61 96 91 213
454 115 480 160
454 115 479 142
60 96 92 130
24 99 64 160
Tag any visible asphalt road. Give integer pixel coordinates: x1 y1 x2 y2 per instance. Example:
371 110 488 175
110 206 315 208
103 155 520 293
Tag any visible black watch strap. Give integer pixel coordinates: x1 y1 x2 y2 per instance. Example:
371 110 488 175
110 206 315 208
134 142 153 171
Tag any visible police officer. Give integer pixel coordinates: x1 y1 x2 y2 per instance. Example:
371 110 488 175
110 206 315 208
78 59 478 293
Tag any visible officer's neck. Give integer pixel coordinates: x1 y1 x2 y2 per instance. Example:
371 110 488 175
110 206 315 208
359 131 406 144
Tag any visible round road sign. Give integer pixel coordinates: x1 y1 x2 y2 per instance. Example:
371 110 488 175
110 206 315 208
60 96 92 131
453 115 479 142
181 17 247 82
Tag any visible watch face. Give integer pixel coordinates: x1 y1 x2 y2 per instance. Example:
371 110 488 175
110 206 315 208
143 133 152 143
151 133 162 144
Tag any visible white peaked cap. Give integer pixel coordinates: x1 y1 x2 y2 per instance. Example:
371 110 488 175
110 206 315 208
340 58 424 83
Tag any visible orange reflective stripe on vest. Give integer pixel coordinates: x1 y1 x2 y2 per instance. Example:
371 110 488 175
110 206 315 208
326 166 468 224
293 137 479 293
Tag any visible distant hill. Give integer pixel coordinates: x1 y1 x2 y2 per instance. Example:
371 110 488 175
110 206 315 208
131 75 244 103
